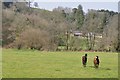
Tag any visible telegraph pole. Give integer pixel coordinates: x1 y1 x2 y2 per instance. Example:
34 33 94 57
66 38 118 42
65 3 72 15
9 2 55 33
66 31 69 50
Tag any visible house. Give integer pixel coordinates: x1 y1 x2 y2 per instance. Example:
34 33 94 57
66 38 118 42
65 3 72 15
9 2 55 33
73 31 83 36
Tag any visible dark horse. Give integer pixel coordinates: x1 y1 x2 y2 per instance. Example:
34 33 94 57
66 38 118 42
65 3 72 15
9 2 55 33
94 56 100 68
82 54 87 67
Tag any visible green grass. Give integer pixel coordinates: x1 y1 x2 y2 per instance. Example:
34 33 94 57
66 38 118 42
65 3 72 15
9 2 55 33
2 49 118 78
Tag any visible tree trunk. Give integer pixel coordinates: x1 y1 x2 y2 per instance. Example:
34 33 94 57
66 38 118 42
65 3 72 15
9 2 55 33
92 33 96 50
86 33 90 50
66 31 69 50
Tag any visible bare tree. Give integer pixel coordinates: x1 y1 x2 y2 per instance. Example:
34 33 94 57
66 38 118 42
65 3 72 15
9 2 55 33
14 28 57 51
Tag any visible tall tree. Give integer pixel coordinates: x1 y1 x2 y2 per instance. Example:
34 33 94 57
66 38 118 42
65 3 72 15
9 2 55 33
25 0 34 8
3 1 13 8
75 4 84 30
72 8 77 21
116 13 120 52
102 14 118 51
61 10 66 18
34 2 38 8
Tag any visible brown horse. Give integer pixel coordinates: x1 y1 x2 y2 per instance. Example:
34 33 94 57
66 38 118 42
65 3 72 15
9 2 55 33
94 56 100 68
82 54 87 67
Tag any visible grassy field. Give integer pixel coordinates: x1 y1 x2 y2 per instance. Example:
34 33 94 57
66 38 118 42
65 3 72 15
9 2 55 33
2 49 118 78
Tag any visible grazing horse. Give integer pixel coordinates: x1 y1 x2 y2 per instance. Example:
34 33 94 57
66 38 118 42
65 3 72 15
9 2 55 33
82 54 87 67
94 56 100 68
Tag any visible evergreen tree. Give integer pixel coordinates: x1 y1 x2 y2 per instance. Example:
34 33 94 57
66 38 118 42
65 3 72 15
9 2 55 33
75 5 84 30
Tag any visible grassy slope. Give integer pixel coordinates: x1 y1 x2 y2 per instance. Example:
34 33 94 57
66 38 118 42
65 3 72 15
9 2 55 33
2 49 118 78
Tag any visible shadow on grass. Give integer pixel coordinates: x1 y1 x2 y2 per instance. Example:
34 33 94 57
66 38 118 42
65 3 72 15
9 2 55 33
55 69 61 71
88 66 111 70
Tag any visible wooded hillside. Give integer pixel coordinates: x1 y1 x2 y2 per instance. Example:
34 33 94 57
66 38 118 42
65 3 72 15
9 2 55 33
2 2 120 52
